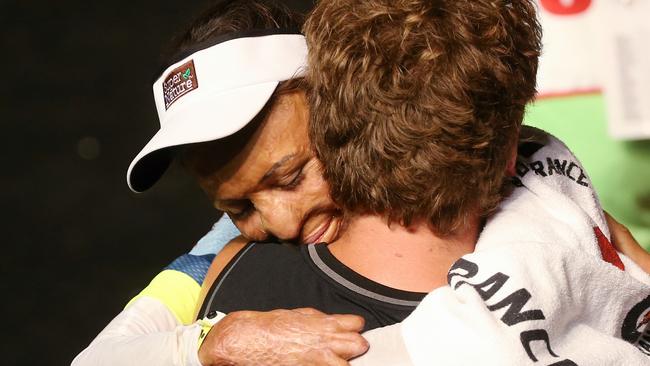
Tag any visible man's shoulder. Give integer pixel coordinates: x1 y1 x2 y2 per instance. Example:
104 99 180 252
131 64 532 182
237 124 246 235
214 241 308 285
197 242 318 319
235 241 303 266
204 240 305 291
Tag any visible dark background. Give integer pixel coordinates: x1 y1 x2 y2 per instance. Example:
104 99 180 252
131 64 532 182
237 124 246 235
2 1 311 364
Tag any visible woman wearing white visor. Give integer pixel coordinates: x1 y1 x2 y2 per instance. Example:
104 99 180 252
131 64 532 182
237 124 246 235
74 1 650 365
75 2 365 365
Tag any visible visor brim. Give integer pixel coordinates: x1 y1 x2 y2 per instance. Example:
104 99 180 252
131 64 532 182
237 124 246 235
127 81 279 192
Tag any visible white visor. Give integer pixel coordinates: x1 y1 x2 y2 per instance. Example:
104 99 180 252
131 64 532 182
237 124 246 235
127 32 307 192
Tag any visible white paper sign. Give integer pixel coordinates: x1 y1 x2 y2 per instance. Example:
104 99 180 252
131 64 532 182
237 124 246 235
599 0 650 139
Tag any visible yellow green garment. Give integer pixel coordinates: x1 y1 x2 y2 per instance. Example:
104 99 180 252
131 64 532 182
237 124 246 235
126 265 205 325
127 217 240 324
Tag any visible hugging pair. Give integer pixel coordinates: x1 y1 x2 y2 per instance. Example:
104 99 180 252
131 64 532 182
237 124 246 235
75 1 650 365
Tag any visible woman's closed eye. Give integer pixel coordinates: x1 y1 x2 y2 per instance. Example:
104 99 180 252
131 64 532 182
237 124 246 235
275 167 304 190
227 200 254 219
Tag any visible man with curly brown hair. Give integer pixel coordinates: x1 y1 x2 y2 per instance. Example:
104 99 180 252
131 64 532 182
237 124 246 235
195 0 650 364
300 0 650 364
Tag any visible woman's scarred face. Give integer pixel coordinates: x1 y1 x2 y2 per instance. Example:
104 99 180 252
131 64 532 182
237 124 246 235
186 90 342 244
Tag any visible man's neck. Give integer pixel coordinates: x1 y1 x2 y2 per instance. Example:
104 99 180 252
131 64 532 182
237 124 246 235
328 214 479 293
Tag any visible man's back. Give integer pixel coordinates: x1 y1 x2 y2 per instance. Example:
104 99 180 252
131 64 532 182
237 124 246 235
198 242 425 331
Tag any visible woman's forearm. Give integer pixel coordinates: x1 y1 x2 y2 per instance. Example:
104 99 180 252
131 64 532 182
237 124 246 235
72 296 203 366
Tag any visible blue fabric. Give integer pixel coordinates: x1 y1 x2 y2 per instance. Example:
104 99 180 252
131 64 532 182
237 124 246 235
164 253 216 284
162 215 240 284
190 214 241 256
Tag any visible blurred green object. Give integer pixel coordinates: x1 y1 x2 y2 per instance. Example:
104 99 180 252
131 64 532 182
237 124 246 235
525 94 650 250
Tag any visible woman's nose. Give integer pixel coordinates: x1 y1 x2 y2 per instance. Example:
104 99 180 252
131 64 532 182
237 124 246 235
256 200 302 241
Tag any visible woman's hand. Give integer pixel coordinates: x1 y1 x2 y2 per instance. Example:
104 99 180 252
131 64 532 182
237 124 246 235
605 211 650 274
199 308 368 366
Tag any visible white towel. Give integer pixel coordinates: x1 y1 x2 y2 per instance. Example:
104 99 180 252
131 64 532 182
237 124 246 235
400 126 650 365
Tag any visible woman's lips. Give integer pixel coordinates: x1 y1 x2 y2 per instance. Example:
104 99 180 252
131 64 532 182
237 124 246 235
318 216 340 244
303 216 333 244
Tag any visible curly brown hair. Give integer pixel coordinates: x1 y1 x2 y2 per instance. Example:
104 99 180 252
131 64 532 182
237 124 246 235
304 0 542 236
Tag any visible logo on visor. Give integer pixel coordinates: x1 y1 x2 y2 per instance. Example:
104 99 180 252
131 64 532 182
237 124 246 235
162 60 199 110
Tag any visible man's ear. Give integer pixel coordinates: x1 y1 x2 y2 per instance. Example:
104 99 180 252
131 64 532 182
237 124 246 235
505 139 518 177
505 124 523 177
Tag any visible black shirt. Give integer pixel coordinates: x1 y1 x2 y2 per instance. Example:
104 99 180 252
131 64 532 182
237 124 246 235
197 242 426 332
